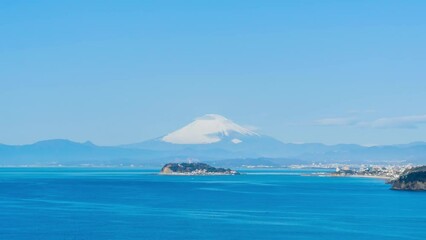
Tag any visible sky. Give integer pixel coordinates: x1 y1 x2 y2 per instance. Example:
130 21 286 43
1 0 426 146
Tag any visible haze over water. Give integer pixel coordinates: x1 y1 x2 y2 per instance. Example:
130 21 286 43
0 168 424 240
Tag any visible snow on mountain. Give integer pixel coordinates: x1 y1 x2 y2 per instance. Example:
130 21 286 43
161 114 259 144
122 114 289 158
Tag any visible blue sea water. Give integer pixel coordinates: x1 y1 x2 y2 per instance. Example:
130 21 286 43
0 168 425 240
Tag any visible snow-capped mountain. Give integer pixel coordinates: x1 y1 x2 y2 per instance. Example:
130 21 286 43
161 114 259 144
124 114 286 157
3 115 426 166
120 114 426 164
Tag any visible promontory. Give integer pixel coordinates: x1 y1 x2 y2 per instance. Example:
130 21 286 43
391 166 426 191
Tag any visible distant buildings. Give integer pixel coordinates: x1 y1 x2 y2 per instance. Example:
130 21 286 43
332 164 412 179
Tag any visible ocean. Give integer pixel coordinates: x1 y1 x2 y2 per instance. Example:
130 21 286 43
0 168 425 240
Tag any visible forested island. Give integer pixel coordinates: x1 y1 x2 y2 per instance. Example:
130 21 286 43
160 162 240 175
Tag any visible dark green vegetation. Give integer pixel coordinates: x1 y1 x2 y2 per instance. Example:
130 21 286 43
160 162 239 175
391 166 426 191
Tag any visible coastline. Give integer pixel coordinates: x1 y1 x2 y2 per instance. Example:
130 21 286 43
347 175 391 180
159 172 238 176
328 174 391 180
304 173 391 180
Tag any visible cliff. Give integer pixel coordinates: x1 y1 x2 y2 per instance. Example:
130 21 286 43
391 166 426 191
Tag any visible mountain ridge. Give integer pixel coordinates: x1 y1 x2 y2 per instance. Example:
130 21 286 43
2 114 426 166
2 138 426 166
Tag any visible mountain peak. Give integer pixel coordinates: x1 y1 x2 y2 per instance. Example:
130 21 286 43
161 114 259 144
196 114 228 121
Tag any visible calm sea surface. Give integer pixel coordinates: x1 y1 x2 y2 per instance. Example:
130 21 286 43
0 168 425 240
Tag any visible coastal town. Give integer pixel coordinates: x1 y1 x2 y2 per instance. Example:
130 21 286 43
330 165 410 180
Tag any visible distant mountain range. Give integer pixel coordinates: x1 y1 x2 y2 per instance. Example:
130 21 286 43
123 114 286 156
1 114 426 167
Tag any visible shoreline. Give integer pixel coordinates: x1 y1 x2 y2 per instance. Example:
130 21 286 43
347 175 391 180
328 174 391 180
304 173 392 180
159 172 239 176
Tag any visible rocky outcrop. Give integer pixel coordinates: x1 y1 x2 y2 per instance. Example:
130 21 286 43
160 162 239 175
391 166 426 191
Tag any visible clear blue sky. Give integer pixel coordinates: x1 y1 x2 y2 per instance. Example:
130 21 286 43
1 0 426 146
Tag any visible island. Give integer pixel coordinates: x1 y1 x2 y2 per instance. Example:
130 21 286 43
390 166 426 191
160 162 240 175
